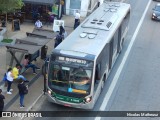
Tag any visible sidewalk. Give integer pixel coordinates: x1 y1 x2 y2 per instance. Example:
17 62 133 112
0 15 78 119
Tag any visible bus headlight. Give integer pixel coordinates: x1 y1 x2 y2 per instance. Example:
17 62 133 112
85 97 92 103
152 13 156 17
48 90 51 95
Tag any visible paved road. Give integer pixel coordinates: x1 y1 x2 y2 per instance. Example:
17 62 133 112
24 1 152 119
24 0 159 120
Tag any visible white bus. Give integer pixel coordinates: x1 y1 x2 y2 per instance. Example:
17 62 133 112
45 2 130 109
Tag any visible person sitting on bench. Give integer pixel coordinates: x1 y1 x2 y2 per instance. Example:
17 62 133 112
35 19 42 28
23 55 40 74
12 64 29 82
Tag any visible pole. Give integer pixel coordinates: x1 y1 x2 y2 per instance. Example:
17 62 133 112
43 62 46 95
58 4 62 19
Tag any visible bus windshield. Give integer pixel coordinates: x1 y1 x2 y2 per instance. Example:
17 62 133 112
48 63 93 95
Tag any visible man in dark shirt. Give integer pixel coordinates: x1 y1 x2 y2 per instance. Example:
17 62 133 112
0 89 5 117
18 80 28 108
59 24 64 35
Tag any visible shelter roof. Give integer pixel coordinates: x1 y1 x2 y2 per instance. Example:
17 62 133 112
6 28 55 54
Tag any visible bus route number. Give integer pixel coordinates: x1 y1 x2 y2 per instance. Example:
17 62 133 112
58 57 86 64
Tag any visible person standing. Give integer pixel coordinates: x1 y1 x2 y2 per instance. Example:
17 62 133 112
98 0 103 7
98 0 100 7
6 68 14 95
35 19 43 28
59 22 65 35
59 22 67 39
17 80 28 108
74 10 81 29
74 10 80 29
0 89 5 116
60 0 65 18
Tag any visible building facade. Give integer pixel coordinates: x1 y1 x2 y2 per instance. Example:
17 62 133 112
66 0 104 17
22 0 103 20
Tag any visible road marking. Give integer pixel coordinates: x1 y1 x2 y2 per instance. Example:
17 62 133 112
20 92 44 120
26 92 44 112
95 0 151 119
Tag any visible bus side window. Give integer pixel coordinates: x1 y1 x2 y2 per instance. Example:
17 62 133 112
95 64 101 80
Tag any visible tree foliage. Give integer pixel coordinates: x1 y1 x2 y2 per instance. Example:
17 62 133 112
0 0 24 14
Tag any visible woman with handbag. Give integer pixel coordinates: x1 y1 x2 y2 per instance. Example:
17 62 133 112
2 72 8 88
17 80 28 108
6 68 14 95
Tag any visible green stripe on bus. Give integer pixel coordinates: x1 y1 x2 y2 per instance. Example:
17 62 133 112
54 94 83 103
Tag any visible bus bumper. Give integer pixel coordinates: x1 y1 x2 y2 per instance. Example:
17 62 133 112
47 94 94 109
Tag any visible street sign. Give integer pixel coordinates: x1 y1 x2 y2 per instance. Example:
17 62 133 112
53 20 64 32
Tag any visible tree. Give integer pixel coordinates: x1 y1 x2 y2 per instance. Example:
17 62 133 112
0 0 23 40
0 0 24 27
0 0 24 14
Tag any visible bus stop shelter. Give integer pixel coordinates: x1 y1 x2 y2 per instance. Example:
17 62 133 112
5 28 55 72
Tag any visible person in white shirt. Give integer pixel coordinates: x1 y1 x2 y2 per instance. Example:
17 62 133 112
98 0 100 7
35 20 43 28
98 0 103 7
6 68 14 94
74 10 80 29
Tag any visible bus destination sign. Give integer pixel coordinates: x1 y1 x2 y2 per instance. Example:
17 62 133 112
57 56 87 64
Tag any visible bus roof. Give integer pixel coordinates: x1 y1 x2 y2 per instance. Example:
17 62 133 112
55 2 130 58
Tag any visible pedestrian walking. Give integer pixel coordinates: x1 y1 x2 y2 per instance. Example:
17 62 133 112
74 10 80 29
12 64 29 82
17 80 28 108
6 68 14 95
0 89 5 117
98 0 102 7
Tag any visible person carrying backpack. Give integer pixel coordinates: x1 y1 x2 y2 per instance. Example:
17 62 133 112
74 10 80 29
17 79 28 108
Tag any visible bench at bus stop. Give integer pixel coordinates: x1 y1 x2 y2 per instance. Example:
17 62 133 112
5 28 55 75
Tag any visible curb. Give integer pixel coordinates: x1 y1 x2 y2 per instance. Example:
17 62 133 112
27 92 44 112
20 92 44 120
3 72 42 110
